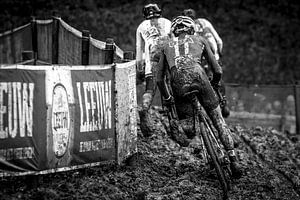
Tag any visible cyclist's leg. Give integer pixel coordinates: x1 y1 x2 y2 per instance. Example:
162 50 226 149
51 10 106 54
195 70 242 178
165 98 195 147
142 43 161 111
140 45 159 135
207 106 242 178
139 77 155 135
201 62 230 118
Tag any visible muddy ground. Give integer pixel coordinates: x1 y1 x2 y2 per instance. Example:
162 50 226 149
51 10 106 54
1 107 300 200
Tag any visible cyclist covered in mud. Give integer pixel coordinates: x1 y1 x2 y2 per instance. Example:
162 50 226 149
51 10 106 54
182 8 230 118
156 16 242 178
136 3 171 134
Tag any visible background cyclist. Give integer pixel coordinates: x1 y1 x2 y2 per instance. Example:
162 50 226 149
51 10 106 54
182 8 230 118
136 3 171 134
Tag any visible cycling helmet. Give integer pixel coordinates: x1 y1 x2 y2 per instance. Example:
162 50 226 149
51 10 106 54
143 3 162 19
171 16 195 36
182 9 197 19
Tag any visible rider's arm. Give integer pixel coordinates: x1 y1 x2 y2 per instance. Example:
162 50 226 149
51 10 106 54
157 50 171 99
136 25 145 70
202 18 223 53
201 37 222 86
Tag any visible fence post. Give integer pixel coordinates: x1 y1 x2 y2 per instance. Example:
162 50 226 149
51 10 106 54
9 21 16 63
295 80 300 134
52 13 60 64
104 38 115 64
81 30 90 65
123 51 134 62
104 38 117 162
31 16 38 65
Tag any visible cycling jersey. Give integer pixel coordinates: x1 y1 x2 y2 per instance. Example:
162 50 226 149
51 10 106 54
157 34 222 115
159 34 221 79
136 17 171 76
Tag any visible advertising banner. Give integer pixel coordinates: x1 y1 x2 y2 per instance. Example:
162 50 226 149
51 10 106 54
0 65 118 176
0 68 47 174
71 67 115 165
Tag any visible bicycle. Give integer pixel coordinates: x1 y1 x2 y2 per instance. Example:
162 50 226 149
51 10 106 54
163 88 232 200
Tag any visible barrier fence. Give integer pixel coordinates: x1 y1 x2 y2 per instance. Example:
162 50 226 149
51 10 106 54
0 17 137 177
0 61 137 176
0 17 124 66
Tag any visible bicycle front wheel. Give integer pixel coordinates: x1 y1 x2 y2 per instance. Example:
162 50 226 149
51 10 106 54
200 120 230 200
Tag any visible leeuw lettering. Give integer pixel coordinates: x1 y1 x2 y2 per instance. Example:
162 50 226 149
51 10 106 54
0 82 34 139
77 81 111 132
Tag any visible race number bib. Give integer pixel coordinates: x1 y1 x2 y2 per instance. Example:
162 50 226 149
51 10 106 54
144 26 160 39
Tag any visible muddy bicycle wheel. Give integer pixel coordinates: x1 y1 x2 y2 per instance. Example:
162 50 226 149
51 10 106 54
200 120 230 200
204 115 233 187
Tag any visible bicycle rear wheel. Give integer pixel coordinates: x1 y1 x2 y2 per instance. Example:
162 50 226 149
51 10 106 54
199 119 230 200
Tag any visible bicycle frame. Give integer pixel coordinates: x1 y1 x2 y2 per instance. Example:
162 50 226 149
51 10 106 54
185 90 231 200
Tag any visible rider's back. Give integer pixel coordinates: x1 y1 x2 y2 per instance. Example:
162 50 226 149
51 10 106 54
162 34 206 69
137 17 171 42
136 17 171 76
160 34 219 119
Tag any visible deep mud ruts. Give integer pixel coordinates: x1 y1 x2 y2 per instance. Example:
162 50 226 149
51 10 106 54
1 107 300 200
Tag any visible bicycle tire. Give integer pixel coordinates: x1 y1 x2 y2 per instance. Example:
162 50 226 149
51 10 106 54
199 119 230 200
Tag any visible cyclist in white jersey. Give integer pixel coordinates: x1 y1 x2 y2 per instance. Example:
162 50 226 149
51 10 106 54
136 3 171 134
183 9 223 61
